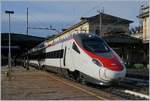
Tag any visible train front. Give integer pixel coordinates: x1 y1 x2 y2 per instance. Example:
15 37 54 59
75 33 126 85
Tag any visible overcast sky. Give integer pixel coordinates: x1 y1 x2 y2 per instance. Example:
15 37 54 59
1 0 148 37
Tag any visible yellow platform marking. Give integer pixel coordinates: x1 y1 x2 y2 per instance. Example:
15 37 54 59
49 74 107 100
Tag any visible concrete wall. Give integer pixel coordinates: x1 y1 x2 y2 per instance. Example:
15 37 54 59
66 22 90 35
143 17 149 42
89 22 129 36
61 20 130 38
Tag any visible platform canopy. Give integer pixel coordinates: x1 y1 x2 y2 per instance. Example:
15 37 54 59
1 33 45 57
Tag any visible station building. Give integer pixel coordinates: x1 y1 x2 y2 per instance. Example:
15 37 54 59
61 13 133 36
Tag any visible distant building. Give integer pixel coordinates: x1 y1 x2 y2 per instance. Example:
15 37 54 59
61 13 133 36
130 26 143 39
138 5 149 43
131 32 143 39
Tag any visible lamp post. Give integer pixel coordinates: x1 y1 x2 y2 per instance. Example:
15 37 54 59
5 10 14 77
26 8 29 70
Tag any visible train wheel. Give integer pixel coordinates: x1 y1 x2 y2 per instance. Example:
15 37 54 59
61 69 70 79
72 71 86 85
41 65 46 71
77 73 86 85
23 62 26 68
67 70 75 81
37 64 41 70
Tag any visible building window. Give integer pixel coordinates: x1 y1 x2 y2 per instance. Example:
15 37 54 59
95 29 100 35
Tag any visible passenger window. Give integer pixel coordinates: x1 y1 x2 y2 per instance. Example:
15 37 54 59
72 42 80 54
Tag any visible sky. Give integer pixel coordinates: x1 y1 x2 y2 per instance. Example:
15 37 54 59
1 0 148 37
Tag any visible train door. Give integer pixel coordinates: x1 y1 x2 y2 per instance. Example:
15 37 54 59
71 42 81 70
61 41 74 71
61 43 67 68
69 42 75 71
38 49 45 68
60 43 64 68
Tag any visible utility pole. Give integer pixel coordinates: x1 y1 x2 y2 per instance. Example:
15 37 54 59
97 8 104 36
26 8 29 70
97 9 102 36
5 10 14 79
27 8 29 36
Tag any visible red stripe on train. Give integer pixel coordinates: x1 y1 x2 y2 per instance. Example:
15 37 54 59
83 49 123 71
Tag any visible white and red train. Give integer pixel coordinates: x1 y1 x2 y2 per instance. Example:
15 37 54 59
25 33 126 85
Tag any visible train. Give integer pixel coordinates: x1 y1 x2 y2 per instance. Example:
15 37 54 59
23 33 126 85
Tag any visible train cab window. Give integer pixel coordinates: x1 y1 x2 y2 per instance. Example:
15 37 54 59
82 37 110 53
72 42 80 54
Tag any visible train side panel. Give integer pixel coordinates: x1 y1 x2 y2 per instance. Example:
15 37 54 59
44 42 62 68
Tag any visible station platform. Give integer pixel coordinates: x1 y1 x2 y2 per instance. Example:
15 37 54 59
1 66 120 100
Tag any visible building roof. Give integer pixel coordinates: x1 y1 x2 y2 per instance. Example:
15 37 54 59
81 13 133 24
103 34 142 44
1 33 45 56
1 33 45 48
61 20 87 35
2 33 45 42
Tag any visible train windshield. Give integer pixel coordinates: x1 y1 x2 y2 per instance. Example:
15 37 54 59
82 37 110 53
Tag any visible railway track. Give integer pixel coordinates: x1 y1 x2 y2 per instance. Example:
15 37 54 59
100 86 149 100
67 75 149 100
87 81 149 100
126 73 149 80
121 75 149 96
126 68 149 80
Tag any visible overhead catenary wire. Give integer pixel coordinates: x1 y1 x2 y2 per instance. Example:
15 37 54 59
28 13 48 28
26 3 56 28
24 3 59 35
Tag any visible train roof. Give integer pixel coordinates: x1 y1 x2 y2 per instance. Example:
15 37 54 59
28 33 94 53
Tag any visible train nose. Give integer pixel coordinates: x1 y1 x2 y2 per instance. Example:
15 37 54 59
99 64 126 81
96 52 125 72
103 67 126 81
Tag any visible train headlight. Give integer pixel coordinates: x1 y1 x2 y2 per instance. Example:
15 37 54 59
92 59 103 67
